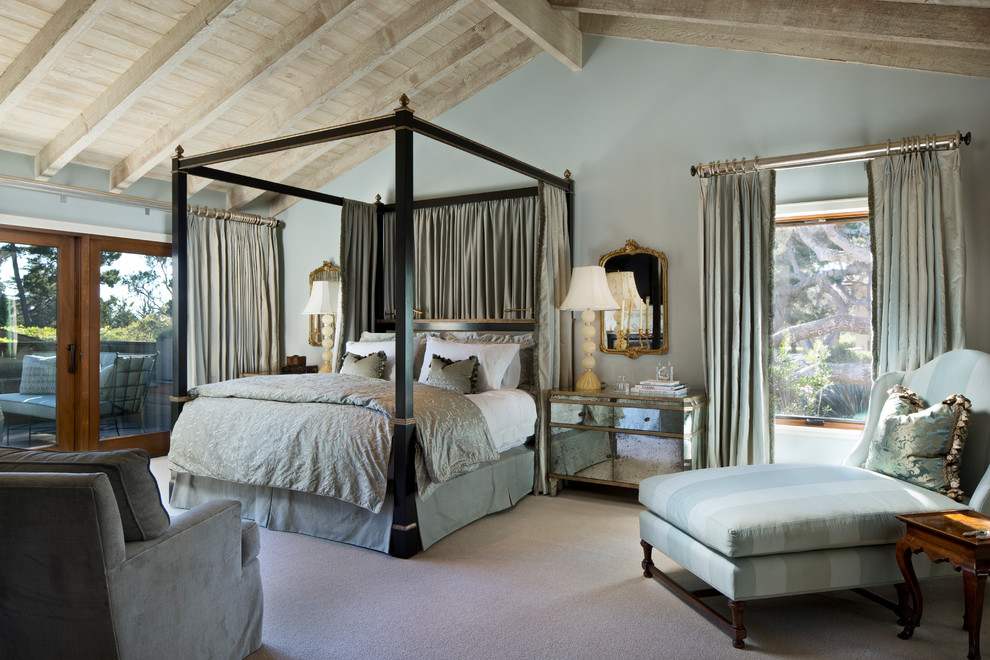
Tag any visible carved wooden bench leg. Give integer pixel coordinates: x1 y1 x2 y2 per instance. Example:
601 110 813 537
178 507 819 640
641 539 655 578
640 538 749 648
728 600 748 649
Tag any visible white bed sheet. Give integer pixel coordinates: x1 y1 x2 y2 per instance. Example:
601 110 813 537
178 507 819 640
465 389 537 453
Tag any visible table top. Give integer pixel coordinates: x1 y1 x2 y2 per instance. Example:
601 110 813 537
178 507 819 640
896 509 990 546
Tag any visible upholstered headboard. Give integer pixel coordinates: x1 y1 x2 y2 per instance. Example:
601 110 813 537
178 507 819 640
844 349 990 511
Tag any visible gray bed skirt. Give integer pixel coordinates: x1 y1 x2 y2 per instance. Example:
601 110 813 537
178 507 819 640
169 445 535 552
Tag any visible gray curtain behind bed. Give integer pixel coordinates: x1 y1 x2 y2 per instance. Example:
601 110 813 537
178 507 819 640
187 210 280 386
340 199 379 356
380 196 538 319
699 170 775 468
534 182 572 494
868 149 965 376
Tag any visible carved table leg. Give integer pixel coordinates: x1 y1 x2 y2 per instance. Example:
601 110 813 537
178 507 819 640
962 566 987 660
896 538 922 640
641 539 655 578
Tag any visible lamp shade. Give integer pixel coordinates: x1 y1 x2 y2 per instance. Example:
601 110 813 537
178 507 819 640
606 271 644 309
560 266 620 311
301 280 338 315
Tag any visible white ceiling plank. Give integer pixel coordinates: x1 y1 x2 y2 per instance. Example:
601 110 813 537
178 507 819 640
35 0 252 181
481 0 582 70
580 12 990 78
223 12 514 207
551 0 990 50
267 38 543 216
210 0 471 171
109 0 371 193
0 0 116 125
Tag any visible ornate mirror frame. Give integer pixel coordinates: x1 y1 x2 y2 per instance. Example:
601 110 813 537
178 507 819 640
599 239 668 358
307 261 341 346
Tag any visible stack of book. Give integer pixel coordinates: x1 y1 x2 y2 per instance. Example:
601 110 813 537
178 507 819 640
630 379 689 397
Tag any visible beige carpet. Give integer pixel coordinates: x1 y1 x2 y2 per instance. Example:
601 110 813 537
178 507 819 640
151 458 986 659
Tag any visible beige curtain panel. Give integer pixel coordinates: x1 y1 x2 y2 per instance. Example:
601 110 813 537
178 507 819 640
869 149 966 376
534 182 572 494
381 196 538 320
699 170 776 468
187 210 281 386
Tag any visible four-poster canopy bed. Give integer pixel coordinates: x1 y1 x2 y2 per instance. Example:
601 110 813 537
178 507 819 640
168 97 574 558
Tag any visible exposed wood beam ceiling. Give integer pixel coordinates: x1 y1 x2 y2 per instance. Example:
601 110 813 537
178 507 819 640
0 0 985 215
552 0 990 78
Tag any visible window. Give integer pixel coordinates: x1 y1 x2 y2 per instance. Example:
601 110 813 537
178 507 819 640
771 207 872 426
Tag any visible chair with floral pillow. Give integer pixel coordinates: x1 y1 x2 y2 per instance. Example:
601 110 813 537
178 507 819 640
638 349 990 648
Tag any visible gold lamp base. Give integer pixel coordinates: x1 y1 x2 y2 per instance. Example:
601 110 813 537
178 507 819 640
574 308 602 392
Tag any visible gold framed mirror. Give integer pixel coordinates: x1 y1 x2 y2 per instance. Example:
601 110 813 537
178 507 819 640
307 261 341 346
599 239 668 358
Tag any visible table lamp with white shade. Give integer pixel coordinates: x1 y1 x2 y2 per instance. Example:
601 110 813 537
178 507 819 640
560 265 620 392
301 280 339 373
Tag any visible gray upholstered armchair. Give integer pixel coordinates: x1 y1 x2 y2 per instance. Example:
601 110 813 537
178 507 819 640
0 447 263 660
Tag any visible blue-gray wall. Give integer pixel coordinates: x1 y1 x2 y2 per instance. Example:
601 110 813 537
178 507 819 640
282 36 990 385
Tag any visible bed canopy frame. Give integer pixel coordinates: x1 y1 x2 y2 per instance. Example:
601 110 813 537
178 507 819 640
171 96 573 558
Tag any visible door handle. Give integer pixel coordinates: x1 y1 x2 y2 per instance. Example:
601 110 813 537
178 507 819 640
67 344 77 374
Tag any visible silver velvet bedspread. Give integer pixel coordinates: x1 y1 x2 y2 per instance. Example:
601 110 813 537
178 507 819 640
167 374 496 513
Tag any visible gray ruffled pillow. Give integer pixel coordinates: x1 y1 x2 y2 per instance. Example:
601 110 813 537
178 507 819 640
864 385 971 501
425 355 479 394
339 351 387 379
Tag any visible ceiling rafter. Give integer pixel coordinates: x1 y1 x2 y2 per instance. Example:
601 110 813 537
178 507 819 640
108 0 371 193
185 0 474 198
34 0 252 181
481 0 582 70
552 0 990 77
267 38 543 216
223 12 516 208
0 0 116 125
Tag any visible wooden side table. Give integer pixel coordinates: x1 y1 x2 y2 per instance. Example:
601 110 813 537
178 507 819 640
895 509 990 659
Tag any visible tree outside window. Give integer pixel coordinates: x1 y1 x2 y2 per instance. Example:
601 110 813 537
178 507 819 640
771 212 872 422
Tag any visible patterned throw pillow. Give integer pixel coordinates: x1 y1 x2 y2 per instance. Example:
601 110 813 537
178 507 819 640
425 355 479 394
19 354 57 395
864 384 971 501
339 351 387 379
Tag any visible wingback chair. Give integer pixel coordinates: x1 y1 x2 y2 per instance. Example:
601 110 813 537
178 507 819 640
0 447 263 660
638 349 990 648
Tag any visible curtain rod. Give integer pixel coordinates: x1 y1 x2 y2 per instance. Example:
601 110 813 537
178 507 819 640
0 172 279 227
691 131 971 178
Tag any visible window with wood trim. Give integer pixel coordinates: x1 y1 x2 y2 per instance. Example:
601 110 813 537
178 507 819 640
772 209 871 427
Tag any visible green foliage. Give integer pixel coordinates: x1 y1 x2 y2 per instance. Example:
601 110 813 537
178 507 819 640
771 333 833 417
0 325 58 341
100 313 171 342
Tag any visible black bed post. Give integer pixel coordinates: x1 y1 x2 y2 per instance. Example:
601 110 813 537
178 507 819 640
390 97 420 558
171 146 189 427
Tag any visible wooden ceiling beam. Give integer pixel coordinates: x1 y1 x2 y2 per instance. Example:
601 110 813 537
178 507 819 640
224 12 515 208
35 0 250 181
108 0 370 193
0 0 115 125
577 8 990 77
267 39 543 216
481 0 582 70
189 0 470 200
552 0 990 51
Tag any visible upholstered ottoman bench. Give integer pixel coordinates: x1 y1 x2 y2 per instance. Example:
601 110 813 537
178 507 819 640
639 463 969 648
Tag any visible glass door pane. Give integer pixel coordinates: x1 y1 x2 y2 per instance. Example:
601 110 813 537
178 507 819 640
98 248 172 444
0 241 60 449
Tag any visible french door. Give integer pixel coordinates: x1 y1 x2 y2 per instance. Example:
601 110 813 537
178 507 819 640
0 227 171 454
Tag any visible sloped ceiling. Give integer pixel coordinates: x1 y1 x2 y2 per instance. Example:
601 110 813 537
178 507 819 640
1 0 986 215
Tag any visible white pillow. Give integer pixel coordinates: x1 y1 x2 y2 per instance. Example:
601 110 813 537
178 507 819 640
501 351 522 389
345 337 421 381
417 337 520 392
